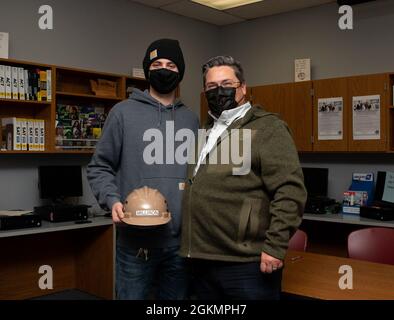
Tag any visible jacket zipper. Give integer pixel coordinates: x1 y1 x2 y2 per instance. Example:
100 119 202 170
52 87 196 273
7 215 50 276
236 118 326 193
187 176 195 258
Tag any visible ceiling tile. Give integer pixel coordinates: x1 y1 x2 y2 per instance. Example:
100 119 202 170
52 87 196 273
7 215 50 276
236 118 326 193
162 1 245 25
225 0 336 20
132 0 181 8
131 0 338 26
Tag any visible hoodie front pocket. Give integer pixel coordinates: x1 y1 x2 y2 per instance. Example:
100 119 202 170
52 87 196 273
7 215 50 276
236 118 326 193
237 199 252 243
249 198 263 240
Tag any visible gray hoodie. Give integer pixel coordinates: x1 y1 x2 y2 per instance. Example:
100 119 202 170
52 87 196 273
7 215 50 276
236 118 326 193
87 88 199 248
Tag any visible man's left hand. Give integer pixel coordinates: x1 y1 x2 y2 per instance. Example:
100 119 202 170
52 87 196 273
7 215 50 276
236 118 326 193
260 252 283 274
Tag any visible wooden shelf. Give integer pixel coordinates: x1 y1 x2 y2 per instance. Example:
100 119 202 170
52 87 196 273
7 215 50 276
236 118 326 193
0 149 94 154
53 149 94 154
56 91 123 101
0 57 53 69
126 76 147 82
0 98 51 105
0 150 49 154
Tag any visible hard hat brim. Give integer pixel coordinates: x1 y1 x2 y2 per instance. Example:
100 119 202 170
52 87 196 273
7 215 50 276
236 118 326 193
121 214 171 227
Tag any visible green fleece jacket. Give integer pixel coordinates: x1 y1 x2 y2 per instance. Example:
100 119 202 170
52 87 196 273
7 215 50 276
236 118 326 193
179 105 307 261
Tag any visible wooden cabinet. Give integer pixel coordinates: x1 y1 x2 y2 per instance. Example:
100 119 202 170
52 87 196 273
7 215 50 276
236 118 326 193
0 219 114 300
313 74 389 152
347 73 389 152
389 73 394 151
200 91 209 127
0 58 148 154
198 73 393 153
251 82 313 152
199 82 314 152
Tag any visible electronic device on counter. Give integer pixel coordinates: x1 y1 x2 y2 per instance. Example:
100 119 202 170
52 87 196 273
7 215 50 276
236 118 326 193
34 204 89 222
0 211 42 231
360 205 394 221
360 171 394 221
35 165 90 222
302 167 338 214
38 165 83 200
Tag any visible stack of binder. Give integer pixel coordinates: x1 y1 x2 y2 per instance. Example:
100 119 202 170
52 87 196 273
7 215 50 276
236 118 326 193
0 65 52 101
0 118 45 151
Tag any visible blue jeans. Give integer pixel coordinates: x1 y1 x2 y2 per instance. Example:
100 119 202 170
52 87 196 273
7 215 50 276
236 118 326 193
190 259 282 300
115 244 189 300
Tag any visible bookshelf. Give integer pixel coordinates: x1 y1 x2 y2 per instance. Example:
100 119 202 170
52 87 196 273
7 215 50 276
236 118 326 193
56 91 124 101
0 58 148 154
125 76 149 98
0 98 51 105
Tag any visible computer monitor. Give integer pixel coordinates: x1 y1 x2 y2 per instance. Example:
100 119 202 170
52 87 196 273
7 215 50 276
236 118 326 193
374 171 394 205
38 165 83 200
302 167 329 197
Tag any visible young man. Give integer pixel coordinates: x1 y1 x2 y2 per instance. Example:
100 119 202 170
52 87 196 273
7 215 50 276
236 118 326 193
87 39 199 300
180 56 307 300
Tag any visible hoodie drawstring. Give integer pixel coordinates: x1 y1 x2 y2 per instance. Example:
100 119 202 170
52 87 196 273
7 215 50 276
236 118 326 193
157 103 162 127
158 103 176 127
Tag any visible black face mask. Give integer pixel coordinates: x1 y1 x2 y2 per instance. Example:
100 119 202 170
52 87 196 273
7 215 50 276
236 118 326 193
205 86 238 118
149 68 180 94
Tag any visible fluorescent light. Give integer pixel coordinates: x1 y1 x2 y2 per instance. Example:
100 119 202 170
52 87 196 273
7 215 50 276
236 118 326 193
191 0 263 11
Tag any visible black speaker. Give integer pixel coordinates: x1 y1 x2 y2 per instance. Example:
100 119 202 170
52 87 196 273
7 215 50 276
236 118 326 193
34 205 89 222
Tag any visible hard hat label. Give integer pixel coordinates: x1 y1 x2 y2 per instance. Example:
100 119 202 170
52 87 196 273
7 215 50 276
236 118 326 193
136 209 160 217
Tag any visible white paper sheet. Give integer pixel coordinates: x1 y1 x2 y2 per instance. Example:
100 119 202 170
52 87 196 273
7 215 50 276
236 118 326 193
0 32 9 59
352 95 381 140
294 58 311 82
0 210 33 216
382 171 394 203
318 97 343 140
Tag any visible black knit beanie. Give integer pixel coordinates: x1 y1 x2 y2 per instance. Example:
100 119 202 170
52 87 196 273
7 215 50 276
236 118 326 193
143 39 185 82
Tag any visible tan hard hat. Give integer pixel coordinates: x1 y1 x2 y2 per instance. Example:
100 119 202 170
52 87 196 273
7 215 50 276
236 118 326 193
122 186 171 226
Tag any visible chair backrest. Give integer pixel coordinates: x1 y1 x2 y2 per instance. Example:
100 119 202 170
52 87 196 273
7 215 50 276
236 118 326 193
348 227 394 265
288 229 308 252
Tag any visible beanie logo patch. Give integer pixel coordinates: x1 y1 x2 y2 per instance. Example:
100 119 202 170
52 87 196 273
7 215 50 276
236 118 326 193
150 49 158 60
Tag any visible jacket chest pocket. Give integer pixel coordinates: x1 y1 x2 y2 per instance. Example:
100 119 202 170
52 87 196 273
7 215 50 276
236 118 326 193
237 198 262 243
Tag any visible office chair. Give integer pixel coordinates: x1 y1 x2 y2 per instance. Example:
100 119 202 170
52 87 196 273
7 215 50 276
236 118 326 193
288 229 308 252
348 227 394 265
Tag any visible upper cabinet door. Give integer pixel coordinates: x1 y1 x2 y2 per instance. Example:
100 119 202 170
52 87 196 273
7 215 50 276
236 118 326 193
291 81 313 152
347 74 388 152
312 77 349 152
200 91 209 127
251 82 313 152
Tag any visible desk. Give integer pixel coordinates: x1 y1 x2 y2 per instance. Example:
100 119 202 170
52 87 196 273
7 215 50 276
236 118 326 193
301 214 394 257
283 250 394 300
0 217 114 300
303 213 394 228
